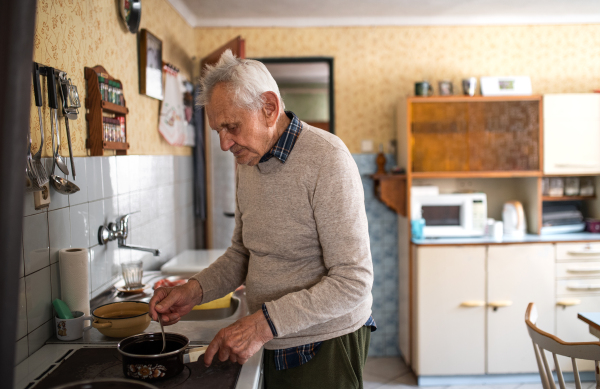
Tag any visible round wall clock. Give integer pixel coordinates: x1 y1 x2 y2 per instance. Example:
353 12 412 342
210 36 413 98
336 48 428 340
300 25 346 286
120 0 141 34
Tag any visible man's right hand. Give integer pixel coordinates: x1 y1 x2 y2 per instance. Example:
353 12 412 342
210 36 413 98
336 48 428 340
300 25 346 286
149 279 203 325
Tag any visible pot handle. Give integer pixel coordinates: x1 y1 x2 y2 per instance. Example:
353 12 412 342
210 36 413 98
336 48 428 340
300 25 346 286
83 315 93 332
92 320 112 329
183 346 208 364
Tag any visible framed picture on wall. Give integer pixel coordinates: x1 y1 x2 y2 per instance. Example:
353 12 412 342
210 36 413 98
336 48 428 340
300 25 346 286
139 29 163 100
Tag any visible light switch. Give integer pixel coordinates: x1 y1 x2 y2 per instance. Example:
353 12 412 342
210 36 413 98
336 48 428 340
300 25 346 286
361 139 374 153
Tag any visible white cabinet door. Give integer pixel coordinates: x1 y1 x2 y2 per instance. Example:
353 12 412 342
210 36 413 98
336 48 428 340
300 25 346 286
556 295 600 372
544 94 600 175
416 246 486 375
487 244 555 374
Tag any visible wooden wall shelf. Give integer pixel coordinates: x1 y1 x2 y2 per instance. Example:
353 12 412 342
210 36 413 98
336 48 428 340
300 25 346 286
412 171 541 179
84 65 130 156
542 196 596 202
408 94 543 103
371 174 407 216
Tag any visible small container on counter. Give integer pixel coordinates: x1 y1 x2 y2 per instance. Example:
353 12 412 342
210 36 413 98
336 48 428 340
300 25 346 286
565 177 580 196
586 218 600 233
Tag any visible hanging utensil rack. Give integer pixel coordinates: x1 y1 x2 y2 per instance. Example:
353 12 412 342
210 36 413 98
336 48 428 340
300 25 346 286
84 65 130 156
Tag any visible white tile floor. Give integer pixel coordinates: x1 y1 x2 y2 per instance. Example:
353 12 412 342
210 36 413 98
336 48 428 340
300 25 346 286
363 357 598 389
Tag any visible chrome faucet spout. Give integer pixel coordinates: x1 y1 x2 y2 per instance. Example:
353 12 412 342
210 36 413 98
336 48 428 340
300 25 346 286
118 242 160 257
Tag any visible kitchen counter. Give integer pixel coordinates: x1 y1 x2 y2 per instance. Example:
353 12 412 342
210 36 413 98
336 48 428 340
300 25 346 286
15 272 262 389
412 232 600 246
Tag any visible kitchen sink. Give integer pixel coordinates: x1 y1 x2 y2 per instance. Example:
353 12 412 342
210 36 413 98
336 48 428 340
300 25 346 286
180 296 241 321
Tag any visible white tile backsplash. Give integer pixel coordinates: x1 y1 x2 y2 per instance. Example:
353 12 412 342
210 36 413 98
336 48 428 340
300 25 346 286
69 158 88 206
15 336 28 365
88 200 104 248
25 266 52 332
50 263 60 302
87 157 103 202
48 208 71 264
116 156 130 194
17 155 195 361
102 157 118 198
17 278 27 340
23 213 49 275
27 319 53 355
70 203 89 249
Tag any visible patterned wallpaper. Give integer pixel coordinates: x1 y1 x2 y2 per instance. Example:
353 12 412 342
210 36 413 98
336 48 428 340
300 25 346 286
32 0 196 157
195 25 600 154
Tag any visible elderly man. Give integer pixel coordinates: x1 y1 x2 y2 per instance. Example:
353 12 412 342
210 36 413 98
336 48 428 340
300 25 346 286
149 50 375 388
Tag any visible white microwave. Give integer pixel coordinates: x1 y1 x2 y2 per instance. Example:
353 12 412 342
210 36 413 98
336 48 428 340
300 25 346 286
411 193 488 238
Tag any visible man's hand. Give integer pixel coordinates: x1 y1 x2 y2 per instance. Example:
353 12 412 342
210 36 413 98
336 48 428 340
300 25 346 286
149 279 203 324
204 310 274 366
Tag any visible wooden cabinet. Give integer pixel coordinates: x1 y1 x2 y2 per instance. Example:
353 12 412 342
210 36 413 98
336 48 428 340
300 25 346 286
414 243 555 376
415 246 486 375
543 94 600 175
409 97 541 174
487 244 555 374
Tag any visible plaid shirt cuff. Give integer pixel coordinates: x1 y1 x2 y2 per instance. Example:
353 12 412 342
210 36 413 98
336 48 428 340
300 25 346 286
262 303 278 337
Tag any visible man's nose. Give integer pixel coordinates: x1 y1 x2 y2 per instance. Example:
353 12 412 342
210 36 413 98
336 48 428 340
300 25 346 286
219 132 234 151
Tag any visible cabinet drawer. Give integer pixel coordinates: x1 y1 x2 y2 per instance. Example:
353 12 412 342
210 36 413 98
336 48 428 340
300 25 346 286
556 242 600 261
557 278 600 296
556 262 600 278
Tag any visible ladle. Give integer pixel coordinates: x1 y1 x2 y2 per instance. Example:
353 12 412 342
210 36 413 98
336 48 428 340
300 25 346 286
158 316 166 354
49 102 80 195
47 67 69 175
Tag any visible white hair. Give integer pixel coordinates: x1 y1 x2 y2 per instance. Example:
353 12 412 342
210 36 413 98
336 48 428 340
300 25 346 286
198 49 285 111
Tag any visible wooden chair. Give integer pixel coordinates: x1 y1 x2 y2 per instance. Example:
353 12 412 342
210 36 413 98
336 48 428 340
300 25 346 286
525 303 600 389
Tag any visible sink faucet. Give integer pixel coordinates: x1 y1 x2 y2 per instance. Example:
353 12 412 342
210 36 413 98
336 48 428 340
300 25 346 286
98 213 161 256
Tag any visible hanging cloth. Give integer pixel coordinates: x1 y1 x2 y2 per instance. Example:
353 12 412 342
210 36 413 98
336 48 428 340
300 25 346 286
159 66 195 146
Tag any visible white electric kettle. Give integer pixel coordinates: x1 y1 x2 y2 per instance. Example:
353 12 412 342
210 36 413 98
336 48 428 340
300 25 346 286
503 201 526 237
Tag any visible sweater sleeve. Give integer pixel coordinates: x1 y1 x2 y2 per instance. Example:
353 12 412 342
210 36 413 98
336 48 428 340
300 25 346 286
264 146 373 337
191 173 249 304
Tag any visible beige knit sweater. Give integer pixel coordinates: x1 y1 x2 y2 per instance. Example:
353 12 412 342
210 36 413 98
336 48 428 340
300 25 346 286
192 123 373 350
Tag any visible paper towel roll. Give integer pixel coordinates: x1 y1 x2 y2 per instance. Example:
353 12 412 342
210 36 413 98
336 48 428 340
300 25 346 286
59 248 90 316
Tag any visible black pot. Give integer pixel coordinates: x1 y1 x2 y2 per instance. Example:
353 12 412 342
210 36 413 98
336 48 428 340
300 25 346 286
52 378 158 388
117 332 207 381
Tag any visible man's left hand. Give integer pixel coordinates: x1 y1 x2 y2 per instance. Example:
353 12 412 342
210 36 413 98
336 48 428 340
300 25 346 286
203 310 274 366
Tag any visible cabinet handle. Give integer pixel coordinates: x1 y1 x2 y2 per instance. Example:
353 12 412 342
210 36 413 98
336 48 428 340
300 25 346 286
567 249 600 256
460 300 485 307
488 300 513 311
557 299 582 307
555 163 599 168
567 267 600 273
566 284 600 291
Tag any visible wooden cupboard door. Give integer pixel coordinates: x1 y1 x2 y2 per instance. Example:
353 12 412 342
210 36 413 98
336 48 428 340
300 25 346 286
556 295 600 372
543 94 600 175
487 244 555 374
416 246 486 375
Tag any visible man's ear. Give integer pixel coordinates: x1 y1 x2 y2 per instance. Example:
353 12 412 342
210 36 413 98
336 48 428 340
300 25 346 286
261 91 280 127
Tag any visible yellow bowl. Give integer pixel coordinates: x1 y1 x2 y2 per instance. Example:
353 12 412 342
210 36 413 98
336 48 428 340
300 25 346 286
192 292 233 310
92 301 151 338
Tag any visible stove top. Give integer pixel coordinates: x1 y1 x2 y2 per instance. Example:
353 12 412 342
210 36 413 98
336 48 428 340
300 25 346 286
33 348 241 389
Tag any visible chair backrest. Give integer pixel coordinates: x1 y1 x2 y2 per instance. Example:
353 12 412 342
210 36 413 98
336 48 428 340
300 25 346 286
525 303 600 389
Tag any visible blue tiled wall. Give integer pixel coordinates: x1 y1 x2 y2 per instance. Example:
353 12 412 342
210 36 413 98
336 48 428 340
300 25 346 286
352 153 400 357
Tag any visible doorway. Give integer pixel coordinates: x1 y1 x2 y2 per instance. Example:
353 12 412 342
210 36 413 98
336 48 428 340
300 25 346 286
256 58 335 134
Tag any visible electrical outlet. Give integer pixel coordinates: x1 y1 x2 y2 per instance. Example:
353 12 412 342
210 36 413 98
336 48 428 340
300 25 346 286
34 183 51 210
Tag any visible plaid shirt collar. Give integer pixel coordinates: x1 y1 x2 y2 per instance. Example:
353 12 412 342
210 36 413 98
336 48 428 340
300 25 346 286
259 111 302 164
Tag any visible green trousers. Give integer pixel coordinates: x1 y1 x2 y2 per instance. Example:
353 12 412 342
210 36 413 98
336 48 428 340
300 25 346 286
264 326 371 389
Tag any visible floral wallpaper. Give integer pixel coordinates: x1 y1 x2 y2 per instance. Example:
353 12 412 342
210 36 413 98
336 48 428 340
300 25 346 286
195 25 600 154
32 0 196 157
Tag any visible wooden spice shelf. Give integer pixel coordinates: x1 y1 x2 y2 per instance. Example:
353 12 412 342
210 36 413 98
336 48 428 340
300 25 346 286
101 101 129 115
542 196 596 202
371 174 407 216
84 65 130 156
412 171 541 179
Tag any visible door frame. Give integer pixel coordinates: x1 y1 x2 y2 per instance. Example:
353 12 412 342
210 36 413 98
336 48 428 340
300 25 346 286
253 57 335 135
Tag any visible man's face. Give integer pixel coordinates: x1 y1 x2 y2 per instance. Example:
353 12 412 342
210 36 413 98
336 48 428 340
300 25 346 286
206 83 274 166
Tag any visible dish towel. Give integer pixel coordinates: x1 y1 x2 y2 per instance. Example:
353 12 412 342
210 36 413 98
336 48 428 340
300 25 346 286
159 68 195 146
